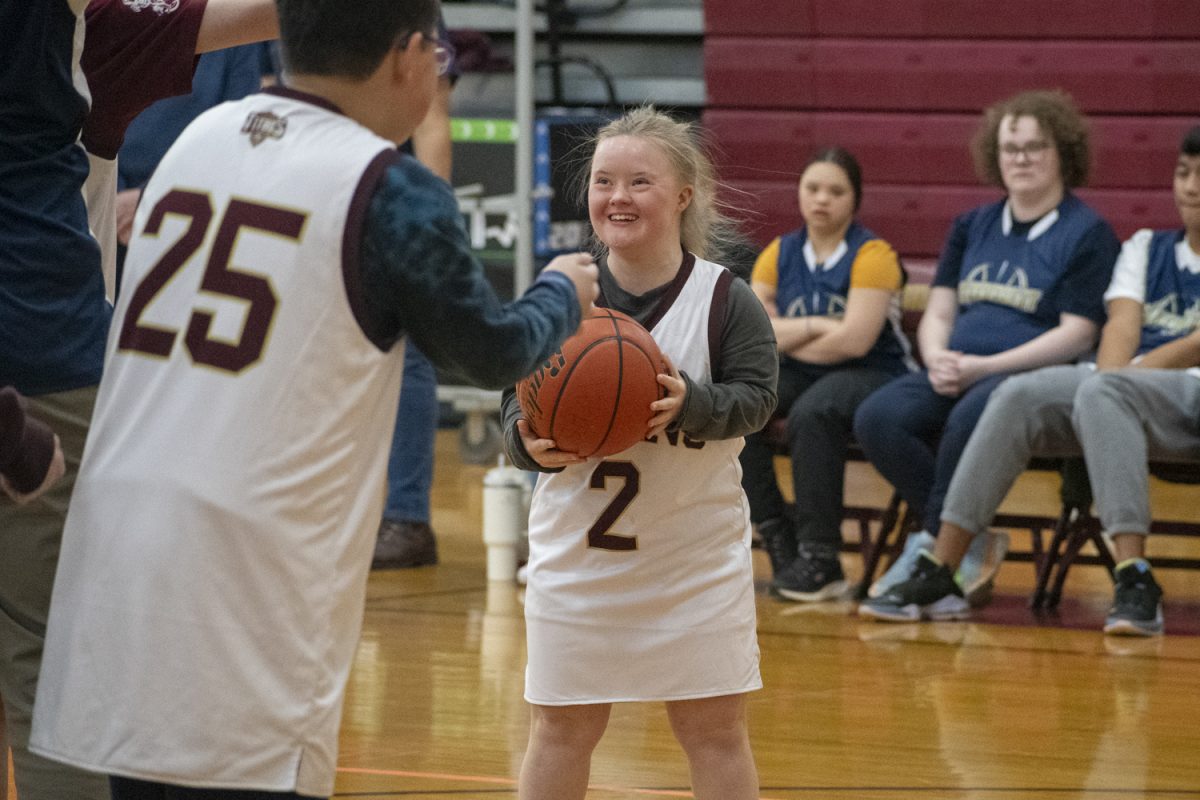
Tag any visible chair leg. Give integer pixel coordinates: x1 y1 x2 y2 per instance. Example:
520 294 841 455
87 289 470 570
1045 508 1094 609
1031 508 1074 609
857 492 905 598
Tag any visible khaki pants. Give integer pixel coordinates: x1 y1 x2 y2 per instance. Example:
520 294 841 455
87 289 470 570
0 384 109 800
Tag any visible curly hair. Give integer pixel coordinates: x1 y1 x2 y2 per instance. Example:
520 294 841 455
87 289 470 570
971 90 1091 189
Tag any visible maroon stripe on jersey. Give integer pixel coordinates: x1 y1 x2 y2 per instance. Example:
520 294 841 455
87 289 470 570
262 85 343 115
644 251 696 332
707 268 734 383
342 149 402 351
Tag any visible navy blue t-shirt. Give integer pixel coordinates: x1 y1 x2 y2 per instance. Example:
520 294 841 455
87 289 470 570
933 194 1118 356
0 1 109 395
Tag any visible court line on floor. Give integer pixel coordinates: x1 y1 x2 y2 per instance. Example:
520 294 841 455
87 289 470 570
336 766 793 799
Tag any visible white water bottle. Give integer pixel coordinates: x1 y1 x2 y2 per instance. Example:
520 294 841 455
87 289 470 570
482 456 528 581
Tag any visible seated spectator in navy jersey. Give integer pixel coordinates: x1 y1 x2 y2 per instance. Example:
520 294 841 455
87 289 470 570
861 125 1200 634
739 147 915 602
852 90 1120 606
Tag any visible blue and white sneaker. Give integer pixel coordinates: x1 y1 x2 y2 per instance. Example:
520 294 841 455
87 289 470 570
858 551 969 622
868 530 935 599
956 530 1010 607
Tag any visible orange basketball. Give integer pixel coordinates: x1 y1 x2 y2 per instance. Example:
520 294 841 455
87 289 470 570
517 308 667 459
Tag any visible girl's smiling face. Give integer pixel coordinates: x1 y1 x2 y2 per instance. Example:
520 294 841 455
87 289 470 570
588 135 692 260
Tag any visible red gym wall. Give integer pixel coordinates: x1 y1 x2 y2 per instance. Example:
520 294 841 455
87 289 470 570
702 0 1200 265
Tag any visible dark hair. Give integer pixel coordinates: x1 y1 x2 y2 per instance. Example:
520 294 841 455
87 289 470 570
802 146 863 211
971 89 1091 189
1182 125 1200 156
276 0 440 79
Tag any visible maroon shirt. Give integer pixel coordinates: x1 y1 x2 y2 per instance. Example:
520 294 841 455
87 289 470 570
81 0 208 160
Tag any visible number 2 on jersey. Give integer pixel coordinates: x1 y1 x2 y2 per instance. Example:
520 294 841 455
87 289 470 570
588 461 640 551
118 189 306 373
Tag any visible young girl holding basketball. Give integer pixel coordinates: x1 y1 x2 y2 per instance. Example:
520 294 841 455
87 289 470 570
500 107 778 800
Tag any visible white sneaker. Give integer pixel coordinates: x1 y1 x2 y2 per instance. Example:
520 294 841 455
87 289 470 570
955 530 1010 607
867 530 935 599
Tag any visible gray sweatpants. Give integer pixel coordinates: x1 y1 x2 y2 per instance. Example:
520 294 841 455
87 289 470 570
941 364 1200 538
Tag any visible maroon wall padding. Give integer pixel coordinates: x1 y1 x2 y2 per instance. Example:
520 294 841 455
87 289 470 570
729 180 1178 256
706 0 1200 39
706 110 1195 189
704 2 1197 268
706 39 1200 114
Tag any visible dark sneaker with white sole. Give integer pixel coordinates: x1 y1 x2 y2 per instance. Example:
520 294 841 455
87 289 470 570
1104 559 1163 636
774 543 848 602
758 516 797 580
858 551 968 622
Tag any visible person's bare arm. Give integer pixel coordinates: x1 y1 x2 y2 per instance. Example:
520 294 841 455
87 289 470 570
1095 297 1143 370
752 280 836 351
785 287 894 363
916 286 957 366
955 313 1099 390
1133 327 1200 370
194 0 278 53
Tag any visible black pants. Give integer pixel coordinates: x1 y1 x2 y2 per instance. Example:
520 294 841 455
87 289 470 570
740 361 902 547
110 776 324 800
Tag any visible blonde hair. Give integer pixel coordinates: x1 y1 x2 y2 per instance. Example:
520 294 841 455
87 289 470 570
581 106 744 263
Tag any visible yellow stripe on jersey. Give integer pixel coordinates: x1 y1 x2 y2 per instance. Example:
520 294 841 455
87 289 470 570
849 239 903 292
750 237 782 287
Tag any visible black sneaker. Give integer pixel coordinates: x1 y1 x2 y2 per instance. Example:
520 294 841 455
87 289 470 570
372 519 439 569
774 543 848 602
1104 560 1163 636
757 517 797 579
858 552 968 622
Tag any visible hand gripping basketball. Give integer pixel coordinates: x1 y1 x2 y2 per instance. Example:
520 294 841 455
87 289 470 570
517 309 668 459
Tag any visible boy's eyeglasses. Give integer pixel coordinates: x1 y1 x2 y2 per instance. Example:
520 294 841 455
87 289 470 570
396 32 456 77
429 37 456 77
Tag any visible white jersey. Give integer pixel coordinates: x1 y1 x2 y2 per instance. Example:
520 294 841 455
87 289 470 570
32 89 404 797
524 257 761 704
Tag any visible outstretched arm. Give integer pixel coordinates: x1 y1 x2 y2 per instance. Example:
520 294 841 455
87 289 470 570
195 0 278 53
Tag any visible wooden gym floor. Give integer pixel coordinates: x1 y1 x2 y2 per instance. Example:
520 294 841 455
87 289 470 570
9 430 1200 799
338 430 1200 799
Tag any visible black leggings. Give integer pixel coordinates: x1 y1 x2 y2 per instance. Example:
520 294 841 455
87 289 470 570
109 776 324 800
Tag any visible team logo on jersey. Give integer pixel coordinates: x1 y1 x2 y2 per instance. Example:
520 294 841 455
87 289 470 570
122 0 181 14
958 260 1042 312
1144 294 1200 335
242 112 288 147
784 292 846 319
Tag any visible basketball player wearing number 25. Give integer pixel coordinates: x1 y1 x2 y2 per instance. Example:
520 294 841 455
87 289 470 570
499 106 779 800
29 2 598 798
